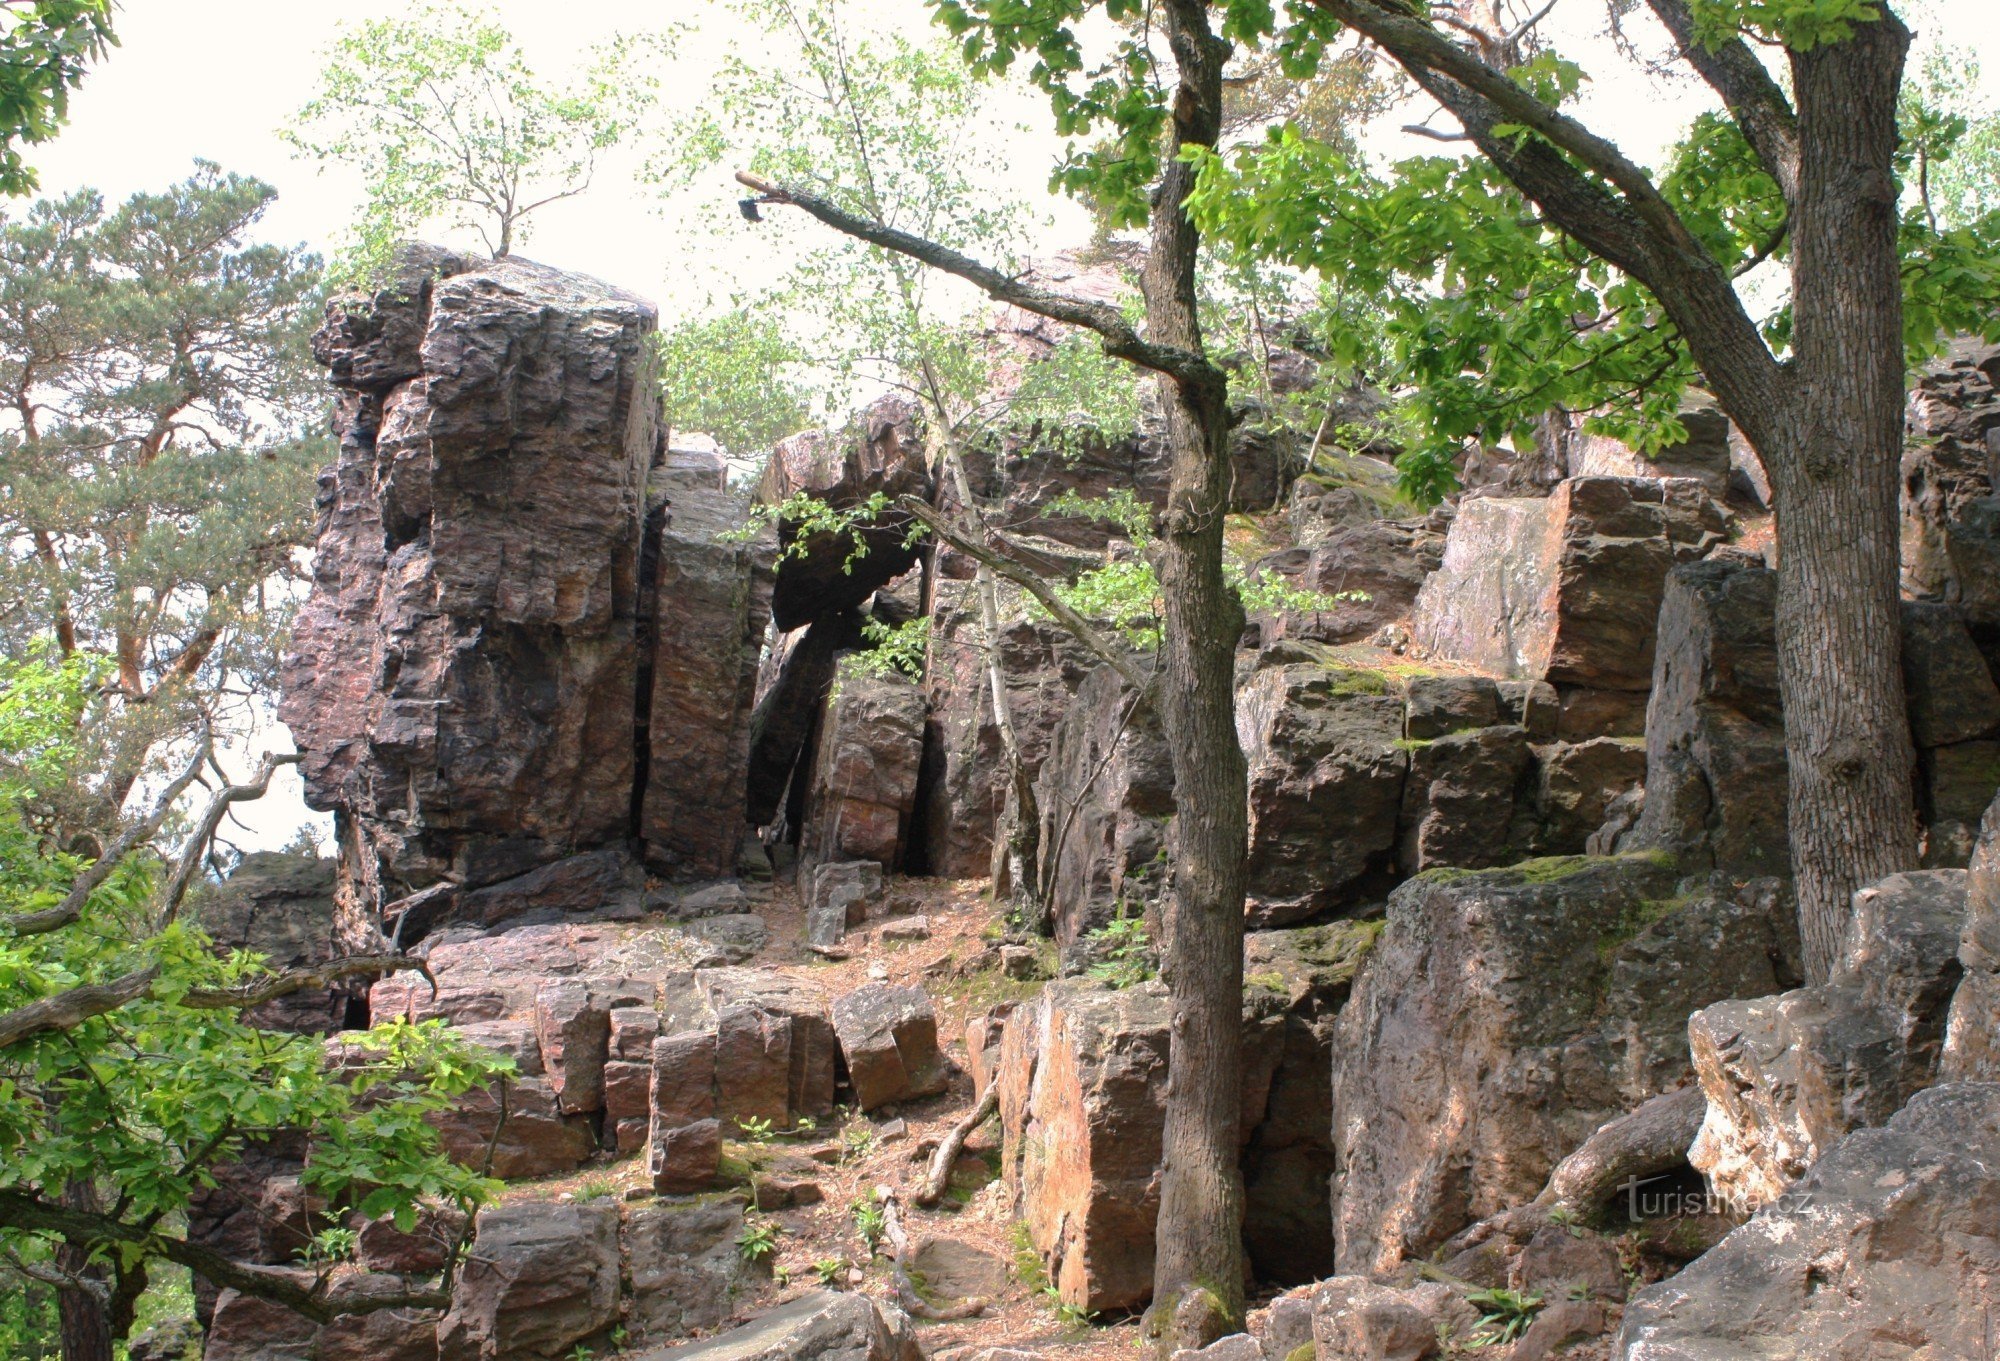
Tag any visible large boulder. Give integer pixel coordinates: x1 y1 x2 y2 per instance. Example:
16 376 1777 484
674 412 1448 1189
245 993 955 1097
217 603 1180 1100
1560 399 1734 500
1687 869 1968 1213
1249 514 1446 647
282 253 661 920
1235 658 1406 925
623 1198 758 1342
1331 855 1801 1273
744 608 866 830
638 484 776 879
756 396 930 631
1410 476 1731 690
436 1203 621 1361
205 1274 441 1361
829 983 949 1111
1624 558 1789 877
1943 791 2000 1080
797 669 926 873
996 929 1367 1312
633 1290 922 1360
1616 1082 2000 1359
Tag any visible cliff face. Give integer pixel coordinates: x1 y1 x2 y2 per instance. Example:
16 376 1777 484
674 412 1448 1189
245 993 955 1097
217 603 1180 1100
280 248 772 940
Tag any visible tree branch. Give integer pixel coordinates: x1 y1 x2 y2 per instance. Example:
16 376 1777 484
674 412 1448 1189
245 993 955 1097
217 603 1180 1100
157 751 303 930
896 495 1153 691
0 737 209 939
733 170 1223 399
0 1190 451 1324
1643 0 1801 202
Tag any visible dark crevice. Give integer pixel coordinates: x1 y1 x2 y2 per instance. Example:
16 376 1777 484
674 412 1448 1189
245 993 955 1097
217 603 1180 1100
628 491 668 842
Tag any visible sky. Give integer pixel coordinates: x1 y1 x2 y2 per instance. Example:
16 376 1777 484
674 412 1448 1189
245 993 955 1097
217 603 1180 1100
20 0 2000 850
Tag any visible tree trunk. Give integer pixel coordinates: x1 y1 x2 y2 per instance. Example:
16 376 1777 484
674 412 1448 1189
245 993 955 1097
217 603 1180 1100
57 1181 113 1361
1144 2 1249 1350
1767 13 1918 980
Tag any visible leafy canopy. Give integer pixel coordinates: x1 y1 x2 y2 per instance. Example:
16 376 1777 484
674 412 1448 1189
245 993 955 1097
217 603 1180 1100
0 0 114 196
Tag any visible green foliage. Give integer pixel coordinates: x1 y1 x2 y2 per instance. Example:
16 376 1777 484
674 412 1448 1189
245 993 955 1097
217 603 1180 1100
846 616 931 682
851 1192 888 1253
0 164 324 837
0 655 509 1333
1464 1286 1544 1347
813 1255 849 1285
736 1115 776 1145
657 307 814 464
574 1174 619 1202
0 0 114 196
1084 905 1153 988
286 2 665 278
735 1216 781 1263
1687 0 1883 51
1900 35 2000 234
841 1121 880 1162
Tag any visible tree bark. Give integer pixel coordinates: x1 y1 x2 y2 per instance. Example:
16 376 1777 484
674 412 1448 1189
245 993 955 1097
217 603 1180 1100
56 1182 112 1361
1144 2 1249 1350
1771 13 1918 978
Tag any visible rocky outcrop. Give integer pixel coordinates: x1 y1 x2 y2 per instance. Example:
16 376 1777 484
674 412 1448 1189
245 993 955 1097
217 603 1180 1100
1330 855 1801 1274
797 669 926 872
281 249 777 935
283 252 659 923
1411 476 1731 690
1252 515 1446 647
1560 400 1734 500
1686 869 1968 1213
829 983 950 1111
639 485 776 879
437 1203 621 1360
996 926 1368 1312
1901 339 2000 615
1942 791 2000 1080
920 575 1097 879
756 396 930 631
1034 664 1176 947
1624 558 1789 877
192 853 347 1034
1235 659 1406 926
1618 1082 2000 1359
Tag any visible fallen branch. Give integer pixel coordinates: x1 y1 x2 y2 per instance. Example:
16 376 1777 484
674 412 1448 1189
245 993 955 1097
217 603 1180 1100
913 1083 998 1209
874 1185 987 1321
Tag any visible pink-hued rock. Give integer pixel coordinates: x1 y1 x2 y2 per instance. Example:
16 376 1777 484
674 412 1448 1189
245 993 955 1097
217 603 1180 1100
639 485 775 879
436 1203 620 1361
830 984 949 1111
282 253 661 926
1410 476 1731 690
797 671 926 872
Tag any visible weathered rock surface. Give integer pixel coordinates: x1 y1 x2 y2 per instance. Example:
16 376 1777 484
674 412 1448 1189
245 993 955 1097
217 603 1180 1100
193 853 347 1033
757 396 930 631
1308 1277 1476 1361
1252 515 1446 647
1411 476 1731 690
798 670 926 872
1618 1082 2000 1360
920 575 1096 879
829 983 949 1111
997 927 1366 1311
1942 790 2000 1080
1687 869 1968 1213
283 253 660 922
1624 558 1789 877
807 859 884 947
632 1290 922 1360
436 1203 621 1361
744 608 865 830
1901 339 2000 613
1035 664 1175 947
1561 400 1734 500
1331 855 1801 1273
205 1273 441 1361
639 485 776 879
624 1198 756 1342
1236 659 1406 925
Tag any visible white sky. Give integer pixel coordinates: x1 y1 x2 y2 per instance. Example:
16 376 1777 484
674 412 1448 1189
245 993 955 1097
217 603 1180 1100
22 0 2000 850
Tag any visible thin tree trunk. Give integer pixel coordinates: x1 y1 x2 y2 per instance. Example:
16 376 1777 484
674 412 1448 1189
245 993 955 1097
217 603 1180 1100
1771 13 1919 979
938 443 1042 917
1144 2 1249 1349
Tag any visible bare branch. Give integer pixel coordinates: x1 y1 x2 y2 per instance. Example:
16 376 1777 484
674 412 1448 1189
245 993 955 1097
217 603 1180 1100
1 737 209 939
157 751 303 930
733 171 1223 398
